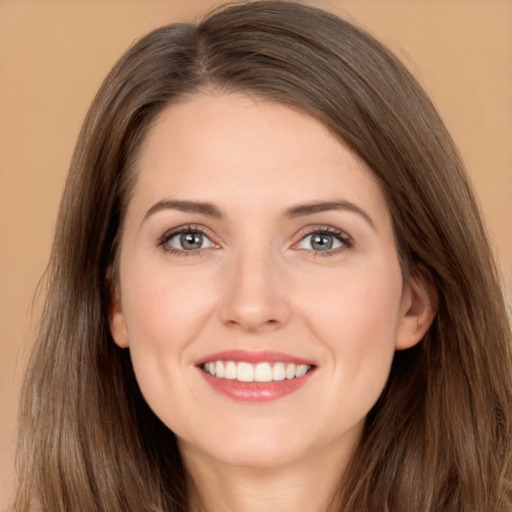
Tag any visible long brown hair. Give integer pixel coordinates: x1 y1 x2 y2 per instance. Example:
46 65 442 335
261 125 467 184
14 2 512 511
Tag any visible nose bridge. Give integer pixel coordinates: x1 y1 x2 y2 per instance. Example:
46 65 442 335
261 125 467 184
219 241 290 331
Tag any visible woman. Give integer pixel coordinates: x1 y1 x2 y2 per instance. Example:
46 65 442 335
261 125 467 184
13 1 512 511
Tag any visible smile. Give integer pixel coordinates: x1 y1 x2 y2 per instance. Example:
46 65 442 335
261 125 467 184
202 361 312 382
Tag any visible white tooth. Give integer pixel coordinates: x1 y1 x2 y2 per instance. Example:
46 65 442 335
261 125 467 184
295 364 308 378
272 362 286 381
254 362 272 382
225 361 237 380
285 363 296 379
237 362 255 382
215 361 225 378
207 362 216 376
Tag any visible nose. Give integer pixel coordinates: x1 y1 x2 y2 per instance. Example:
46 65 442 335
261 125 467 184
218 250 291 333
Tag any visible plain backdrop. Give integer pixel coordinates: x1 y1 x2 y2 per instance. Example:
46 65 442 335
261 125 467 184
1 1 511 507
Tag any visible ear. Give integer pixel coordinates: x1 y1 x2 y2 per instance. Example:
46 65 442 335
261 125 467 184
396 264 439 351
108 273 129 349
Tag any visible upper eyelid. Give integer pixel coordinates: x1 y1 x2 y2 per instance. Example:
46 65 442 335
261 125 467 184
158 224 217 246
160 223 210 238
296 225 352 241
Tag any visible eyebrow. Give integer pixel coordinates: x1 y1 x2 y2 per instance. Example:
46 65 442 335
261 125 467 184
144 200 223 220
285 201 376 230
143 199 375 230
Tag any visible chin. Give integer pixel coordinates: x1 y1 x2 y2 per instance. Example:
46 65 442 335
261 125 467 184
179 424 308 469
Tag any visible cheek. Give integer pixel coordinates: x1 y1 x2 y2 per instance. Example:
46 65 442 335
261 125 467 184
121 262 216 351
305 259 402 335
299 259 403 393
118 264 219 427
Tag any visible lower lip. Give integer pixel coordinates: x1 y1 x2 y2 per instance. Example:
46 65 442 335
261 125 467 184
199 369 314 402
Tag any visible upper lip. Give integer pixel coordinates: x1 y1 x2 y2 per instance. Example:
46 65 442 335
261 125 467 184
196 349 316 366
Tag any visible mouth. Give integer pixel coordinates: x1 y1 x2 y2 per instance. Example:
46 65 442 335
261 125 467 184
201 360 312 382
196 350 316 402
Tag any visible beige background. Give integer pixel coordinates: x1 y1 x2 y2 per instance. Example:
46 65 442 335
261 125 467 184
1 0 511 506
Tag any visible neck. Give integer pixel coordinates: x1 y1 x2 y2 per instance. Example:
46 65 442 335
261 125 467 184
181 440 355 512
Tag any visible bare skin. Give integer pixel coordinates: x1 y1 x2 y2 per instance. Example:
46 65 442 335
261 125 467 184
110 93 435 512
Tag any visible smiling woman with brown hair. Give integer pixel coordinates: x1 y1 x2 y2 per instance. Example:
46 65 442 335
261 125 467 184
12 2 512 511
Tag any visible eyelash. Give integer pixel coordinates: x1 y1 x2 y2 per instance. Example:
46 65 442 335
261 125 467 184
157 225 353 257
157 224 214 257
296 227 353 257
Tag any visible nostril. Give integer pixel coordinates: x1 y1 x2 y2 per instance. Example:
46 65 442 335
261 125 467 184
224 317 281 332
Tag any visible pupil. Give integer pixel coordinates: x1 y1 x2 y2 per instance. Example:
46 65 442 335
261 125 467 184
312 234 332 250
181 232 202 250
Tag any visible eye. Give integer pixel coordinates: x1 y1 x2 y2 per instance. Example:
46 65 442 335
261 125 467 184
295 228 351 254
298 232 341 251
160 227 215 253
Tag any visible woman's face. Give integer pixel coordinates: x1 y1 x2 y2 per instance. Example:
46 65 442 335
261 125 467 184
110 93 427 471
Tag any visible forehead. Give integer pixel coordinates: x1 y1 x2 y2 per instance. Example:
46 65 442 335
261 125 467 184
129 93 389 222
